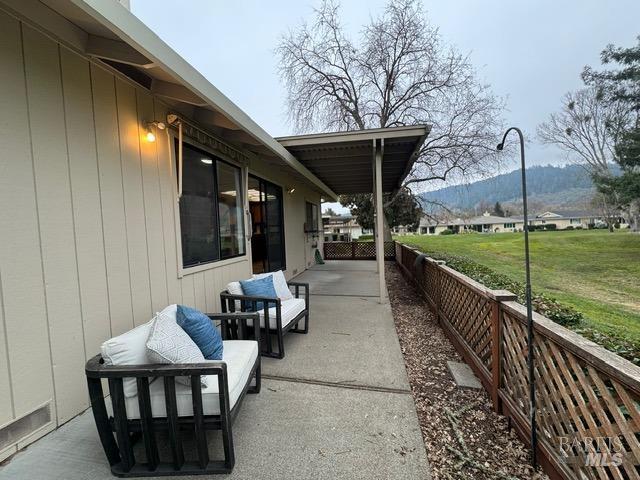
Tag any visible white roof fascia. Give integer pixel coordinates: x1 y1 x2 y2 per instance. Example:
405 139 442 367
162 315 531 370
68 0 337 200
277 125 429 147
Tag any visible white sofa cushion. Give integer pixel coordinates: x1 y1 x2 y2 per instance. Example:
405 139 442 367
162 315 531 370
252 270 293 300
226 281 243 296
254 297 306 329
106 340 258 419
101 304 178 398
225 281 244 310
146 310 207 388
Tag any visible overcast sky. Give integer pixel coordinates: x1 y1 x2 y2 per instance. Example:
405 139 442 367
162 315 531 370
131 0 640 211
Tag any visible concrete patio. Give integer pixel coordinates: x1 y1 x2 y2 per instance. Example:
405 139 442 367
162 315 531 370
0 261 430 480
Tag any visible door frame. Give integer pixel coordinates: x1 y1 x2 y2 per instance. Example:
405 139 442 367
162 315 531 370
247 174 287 273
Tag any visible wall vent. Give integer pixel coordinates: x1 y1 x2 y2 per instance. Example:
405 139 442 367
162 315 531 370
0 403 51 451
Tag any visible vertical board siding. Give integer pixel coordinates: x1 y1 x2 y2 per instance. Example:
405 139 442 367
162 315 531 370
115 79 152 325
181 275 196 308
193 273 207 313
60 49 111 360
22 26 86 423
204 269 216 313
0 13 55 421
91 64 134 336
153 100 182 305
283 189 304 275
0 13 20 429
136 90 169 313
0 279 14 427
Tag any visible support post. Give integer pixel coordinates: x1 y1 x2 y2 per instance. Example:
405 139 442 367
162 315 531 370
489 290 517 413
374 139 386 303
371 140 379 273
433 260 445 324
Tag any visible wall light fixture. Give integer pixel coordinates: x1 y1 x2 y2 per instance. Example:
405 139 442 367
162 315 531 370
144 120 166 143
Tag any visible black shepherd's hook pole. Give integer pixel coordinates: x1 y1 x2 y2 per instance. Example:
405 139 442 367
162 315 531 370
497 127 537 469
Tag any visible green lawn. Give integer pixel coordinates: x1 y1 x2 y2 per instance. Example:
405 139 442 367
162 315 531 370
398 230 640 345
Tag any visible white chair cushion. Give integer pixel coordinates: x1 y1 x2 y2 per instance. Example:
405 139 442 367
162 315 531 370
226 281 243 296
226 281 244 310
106 340 258 419
255 297 306 329
252 270 293 300
101 304 177 397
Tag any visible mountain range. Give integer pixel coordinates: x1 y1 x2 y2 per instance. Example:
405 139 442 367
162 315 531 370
419 164 608 213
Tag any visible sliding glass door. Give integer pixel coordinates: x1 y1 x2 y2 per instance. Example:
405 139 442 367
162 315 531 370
248 175 286 273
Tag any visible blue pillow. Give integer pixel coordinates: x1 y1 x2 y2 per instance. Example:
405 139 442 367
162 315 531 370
239 276 277 311
176 305 223 360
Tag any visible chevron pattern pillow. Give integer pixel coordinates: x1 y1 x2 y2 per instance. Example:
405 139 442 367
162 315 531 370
146 311 208 388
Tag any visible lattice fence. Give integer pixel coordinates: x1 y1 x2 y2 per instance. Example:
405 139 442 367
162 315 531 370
395 242 640 480
323 241 395 260
438 268 494 374
354 241 376 258
323 242 353 259
502 304 640 480
399 242 418 271
384 242 396 259
423 260 439 309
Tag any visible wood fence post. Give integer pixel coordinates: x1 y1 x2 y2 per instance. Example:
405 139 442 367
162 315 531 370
433 260 445 324
488 290 517 413
351 241 356 260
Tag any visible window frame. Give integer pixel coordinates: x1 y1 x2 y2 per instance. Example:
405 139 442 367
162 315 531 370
305 201 320 233
171 134 248 277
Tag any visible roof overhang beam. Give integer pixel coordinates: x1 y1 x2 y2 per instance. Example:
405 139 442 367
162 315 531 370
85 33 155 68
150 79 207 106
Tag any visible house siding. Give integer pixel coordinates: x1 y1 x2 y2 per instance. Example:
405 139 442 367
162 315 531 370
0 8 321 457
0 14 57 458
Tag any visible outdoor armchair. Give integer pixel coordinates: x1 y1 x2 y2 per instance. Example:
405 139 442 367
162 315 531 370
85 312 260 477
220 281 310 359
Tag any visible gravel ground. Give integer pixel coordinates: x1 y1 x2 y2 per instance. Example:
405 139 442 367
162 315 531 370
386 263 546 480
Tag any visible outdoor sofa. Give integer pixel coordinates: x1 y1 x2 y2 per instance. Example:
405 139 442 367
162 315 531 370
220 272 310 359
85 309 260 477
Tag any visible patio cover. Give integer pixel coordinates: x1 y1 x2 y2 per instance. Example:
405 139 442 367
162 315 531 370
278 126 430 303
277 126 430 194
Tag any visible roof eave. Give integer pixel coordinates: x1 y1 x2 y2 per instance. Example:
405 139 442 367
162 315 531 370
276 125 429 147
67 0 338 201
396 126 430 191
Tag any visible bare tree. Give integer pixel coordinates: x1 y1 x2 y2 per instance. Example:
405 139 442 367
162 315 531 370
475 199 492 216
277 0 506 223
591 191 621 232
537 87 630 175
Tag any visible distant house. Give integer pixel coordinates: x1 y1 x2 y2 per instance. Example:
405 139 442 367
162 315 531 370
418 212 525 235
323 214 372 241
513 210 603 229
417 209 623 235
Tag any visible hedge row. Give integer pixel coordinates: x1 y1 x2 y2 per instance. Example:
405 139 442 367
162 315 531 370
407 247 640 365
528 223 559 231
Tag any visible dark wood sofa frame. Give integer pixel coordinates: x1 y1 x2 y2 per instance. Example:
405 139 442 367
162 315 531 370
219 281 309 359
85 312 261 477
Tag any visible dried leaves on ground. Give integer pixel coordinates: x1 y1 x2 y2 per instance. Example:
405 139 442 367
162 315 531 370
386 263 546 480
